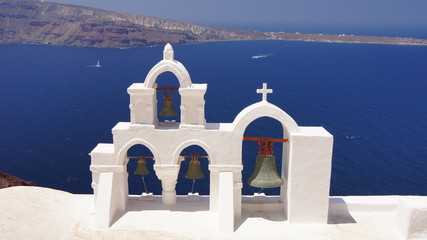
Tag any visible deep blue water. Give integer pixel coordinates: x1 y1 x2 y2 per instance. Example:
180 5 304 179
0 40 426 196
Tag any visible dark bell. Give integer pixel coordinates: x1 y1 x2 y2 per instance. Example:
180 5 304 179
247 155 283 188
159 100 176 117
134 158 149 176
185 159 204 180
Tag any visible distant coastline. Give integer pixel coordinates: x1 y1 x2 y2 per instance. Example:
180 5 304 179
1 0 426 48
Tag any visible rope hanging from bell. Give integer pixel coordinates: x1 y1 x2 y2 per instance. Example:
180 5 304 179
157 87 178 117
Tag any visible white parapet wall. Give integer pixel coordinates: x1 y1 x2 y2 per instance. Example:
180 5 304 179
1 187 427 239
330 196 427 240
397 196 427 240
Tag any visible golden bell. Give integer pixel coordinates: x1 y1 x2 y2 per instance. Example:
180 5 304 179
247 155 283 188
185 159 204 180
134 158 149 176
159 100 177 117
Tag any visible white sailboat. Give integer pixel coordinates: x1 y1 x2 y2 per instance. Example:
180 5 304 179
95 59 101 68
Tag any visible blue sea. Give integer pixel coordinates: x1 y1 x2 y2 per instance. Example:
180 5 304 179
0 40 426 196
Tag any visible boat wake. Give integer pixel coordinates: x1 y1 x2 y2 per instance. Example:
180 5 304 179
252 54 274 59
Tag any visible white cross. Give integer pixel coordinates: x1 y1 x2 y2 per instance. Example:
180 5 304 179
257 83 272 102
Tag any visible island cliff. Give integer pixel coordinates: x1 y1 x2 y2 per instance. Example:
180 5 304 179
1 0 426 48
0 171 35 188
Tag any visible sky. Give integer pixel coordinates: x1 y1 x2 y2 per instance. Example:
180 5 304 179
49 0 427 35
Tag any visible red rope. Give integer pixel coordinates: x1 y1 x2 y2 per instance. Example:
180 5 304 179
156 87 179 101
243 137 288 155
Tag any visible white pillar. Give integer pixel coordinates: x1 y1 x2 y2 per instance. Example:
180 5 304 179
210 165 243 222
154 165 180 206
121 170 129 210
161 177 177 205
94 170 127 229
95 172 114 229
218 171 234 232
209 168 219 211
179 84 207 127
287 128 333 223
127 84 157 125
234 182 242 218
90 164 126 229
89 143 115 204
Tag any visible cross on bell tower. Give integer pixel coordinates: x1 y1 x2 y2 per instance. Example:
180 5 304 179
257 83 273 102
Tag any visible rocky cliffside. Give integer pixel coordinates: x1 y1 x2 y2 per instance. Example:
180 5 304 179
0 0 264 47
1 0 427 47
0 171 35 188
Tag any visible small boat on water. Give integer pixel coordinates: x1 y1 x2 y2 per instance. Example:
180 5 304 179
251 54 273 59
95 59 101 68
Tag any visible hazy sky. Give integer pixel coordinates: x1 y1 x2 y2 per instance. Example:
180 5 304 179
49 0 427 30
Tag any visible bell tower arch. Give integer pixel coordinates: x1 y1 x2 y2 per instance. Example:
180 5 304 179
127 44 207 127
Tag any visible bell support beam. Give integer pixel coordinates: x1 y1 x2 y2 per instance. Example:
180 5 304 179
180 154 208 159
243 137 288 142
156 87 179 90
156 87 179 91
127 156 154 159
243 136 288 155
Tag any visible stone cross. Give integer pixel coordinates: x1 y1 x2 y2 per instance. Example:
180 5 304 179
257 83 272 102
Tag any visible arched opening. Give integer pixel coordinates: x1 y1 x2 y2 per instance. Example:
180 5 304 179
176 145 210 195
239 116 290 221
155 71 181 123
126 144 161 195
242 117 287 196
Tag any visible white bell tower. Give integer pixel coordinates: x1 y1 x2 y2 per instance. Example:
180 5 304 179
90 44 334 232
127 43 207 127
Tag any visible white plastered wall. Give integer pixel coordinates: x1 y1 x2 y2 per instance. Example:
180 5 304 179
90 44 334 230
